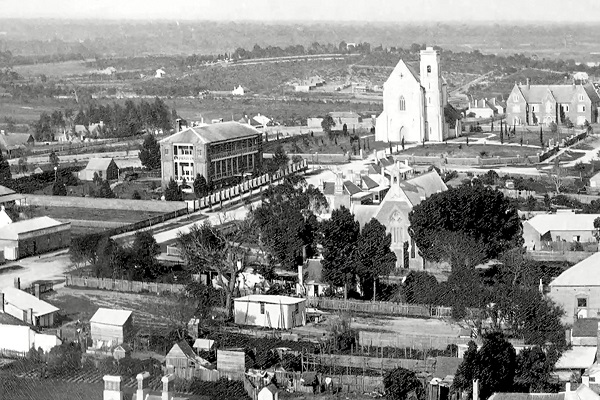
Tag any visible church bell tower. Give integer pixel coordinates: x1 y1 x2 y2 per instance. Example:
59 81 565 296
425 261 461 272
419 47 444 142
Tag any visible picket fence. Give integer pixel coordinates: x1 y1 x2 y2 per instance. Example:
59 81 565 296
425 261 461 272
306 297 452 319
64 275 186 294
358 331 471 350
187 159 309 212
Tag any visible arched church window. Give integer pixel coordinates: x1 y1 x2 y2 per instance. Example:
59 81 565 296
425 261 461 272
399 96 406 111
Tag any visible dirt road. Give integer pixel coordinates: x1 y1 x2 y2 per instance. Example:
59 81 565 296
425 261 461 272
0 250 71 291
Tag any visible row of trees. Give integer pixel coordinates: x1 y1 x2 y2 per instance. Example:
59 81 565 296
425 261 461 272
33 97 176 141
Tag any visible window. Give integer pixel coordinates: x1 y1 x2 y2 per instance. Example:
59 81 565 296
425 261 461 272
546 102 553 113
578 298 588 308
579 94 585 101
164 148 169 155
513 94 519 102
427 65 431 73
531 104 538 112
399 96 406 111
295 304 299 312
564 105 570 112
578 105 586 112
573 235 581 242
260 302 265 314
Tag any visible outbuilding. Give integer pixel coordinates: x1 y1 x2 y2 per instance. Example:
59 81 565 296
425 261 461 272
78 158 119 181
258 384 279 400
234 295 306 330
0 216 71 260
1 287 59 327
89 308 133 345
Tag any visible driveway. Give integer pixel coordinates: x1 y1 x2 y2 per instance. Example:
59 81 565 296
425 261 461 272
0 250 72 291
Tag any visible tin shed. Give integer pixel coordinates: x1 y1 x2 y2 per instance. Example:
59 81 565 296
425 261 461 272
90 308 133 345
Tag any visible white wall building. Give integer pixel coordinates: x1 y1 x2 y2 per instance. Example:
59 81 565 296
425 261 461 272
234 295 306 330
376 47 449 143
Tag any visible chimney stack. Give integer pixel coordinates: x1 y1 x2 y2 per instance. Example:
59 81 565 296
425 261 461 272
136 372 151 400
14 277 20 290
162 374 175 400
526 78 530 90
26 308 33 325
34 284 40 299
583 375 590 387
473 379 479 400
0 293 4 313
103 375 123 400
175 118 181 133
566 382 571 393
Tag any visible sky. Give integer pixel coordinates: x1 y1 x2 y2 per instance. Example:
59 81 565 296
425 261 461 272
2 0 600 22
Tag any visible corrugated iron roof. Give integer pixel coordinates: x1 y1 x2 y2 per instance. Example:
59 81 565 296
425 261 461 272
160 122 260 145
0 216 67 240
90 308 132 326
526 213 600 235
2 287 59 317
84 158 116 171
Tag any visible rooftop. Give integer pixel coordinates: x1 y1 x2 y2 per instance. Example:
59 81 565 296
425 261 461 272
550 252 600 287
90 308 133 326
526 213 600 235
235 294 306 305
84 158 116 171
516 82 600 104
556 346 598 370
0 216 68 240
1 287 59 317
160 121 261 145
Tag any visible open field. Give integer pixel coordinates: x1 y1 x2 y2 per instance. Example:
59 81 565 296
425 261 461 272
12 59 97 78
399 143 540 158
264 132 388 155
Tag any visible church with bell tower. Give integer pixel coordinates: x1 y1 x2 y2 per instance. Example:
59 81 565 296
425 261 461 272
375 47 449 143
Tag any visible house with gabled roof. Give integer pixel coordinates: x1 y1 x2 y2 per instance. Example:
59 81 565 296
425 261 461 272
165 341 211 371
89 308 133 346
522 211 600 251
506 79 600 126
159 121 262 188
78 157 119 181
0 132 34 157
1 286 59 327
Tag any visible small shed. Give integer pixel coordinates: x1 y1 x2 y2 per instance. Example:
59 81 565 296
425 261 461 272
89 308 133 345
234 295 306 330
193 338 215 353
166 341 210 370
112 344 131 360
258 384 279 400
78 158 119 181
2 286 59 327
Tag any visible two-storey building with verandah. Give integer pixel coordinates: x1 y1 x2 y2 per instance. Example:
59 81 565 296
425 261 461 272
159 121 262 189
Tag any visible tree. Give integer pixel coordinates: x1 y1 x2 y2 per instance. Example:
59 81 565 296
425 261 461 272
177 220 253 320
526 195 537 211
539 126 544 147
69 233 107 269
139 133 161 170
383 367 425 400
164 178 183 201
253 177 327 270
452 341 478 397
0 152 11 182
409 185 523 262
342 123 348 135
96 180 115 198
514 346 554 392
402 270 440 305
52 180 67 196
321 115 336 135
352 218 396 300
131 190 141 200
320 206 360 299
127 231 161 280
193 174 209 198
271 145 289 172
574 162 586 180
49 151 60 168
543 193 552 210
401 136 405 150
453 333 517 400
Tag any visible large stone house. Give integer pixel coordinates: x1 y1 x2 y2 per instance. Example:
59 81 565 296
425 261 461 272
506 80 600 127
159 121 263 188
376 47 449 143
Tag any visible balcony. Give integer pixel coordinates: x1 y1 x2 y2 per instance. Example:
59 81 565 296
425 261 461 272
173 155 194 161
210 145 259 161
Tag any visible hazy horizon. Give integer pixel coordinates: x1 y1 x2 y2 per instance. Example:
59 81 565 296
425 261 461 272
2 0 600 22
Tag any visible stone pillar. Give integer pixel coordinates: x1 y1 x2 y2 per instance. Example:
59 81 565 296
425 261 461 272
162 374 175 400
136 372 150 400
103 375 123 400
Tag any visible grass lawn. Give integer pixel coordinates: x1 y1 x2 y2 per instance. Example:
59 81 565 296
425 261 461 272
400 143 540 158
31 205 163 223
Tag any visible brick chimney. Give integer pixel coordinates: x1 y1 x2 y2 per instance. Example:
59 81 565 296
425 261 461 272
103 375 123 400
25 308 33 325
526 78 530 90
136 372 150 400
14 277 20 290
34 284 40 299
566 382 571 393
162 374 175 400
334 173 344 195
473 379 479 400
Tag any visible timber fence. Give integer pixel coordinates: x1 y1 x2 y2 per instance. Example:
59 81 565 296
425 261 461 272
64 275 186 294
306 297 452 318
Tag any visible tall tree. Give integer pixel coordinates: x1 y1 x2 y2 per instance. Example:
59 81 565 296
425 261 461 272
164 178 183 201
127 231 161 280
193 174 209 198
409 185 523 262
384 367 425 400
271 144 289 171
320 206 360 299
452 341 478 398
177 220 253 320
49 151 60 168
321 115 336 135
96 180 115 198
52 180 67 196
514 346 554 393
253 176 327 270
139 133 161 170
352 218 396 300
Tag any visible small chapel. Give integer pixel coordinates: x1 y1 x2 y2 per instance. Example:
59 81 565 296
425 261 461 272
376 47 450 143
